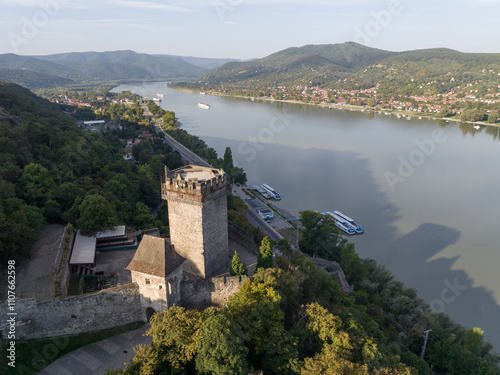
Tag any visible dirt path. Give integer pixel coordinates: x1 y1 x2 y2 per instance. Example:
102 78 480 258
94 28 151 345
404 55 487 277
15 224 66 302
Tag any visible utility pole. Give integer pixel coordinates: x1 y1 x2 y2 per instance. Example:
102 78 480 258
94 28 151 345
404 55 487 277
421 329 432 358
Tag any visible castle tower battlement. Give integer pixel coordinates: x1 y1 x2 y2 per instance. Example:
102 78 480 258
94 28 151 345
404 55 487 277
161 165 231 279
161 165 230 203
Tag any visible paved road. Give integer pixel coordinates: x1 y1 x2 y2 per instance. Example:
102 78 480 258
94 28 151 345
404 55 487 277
231 186 285 242
39 325 151 375
154 123 210 167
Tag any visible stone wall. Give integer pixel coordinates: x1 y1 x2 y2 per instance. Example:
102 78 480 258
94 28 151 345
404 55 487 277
167 189 229 279
131 264 183 319
181 275 250 310
202 195 229 277
228 221 257 254
0 283 143 341
167 198 205 278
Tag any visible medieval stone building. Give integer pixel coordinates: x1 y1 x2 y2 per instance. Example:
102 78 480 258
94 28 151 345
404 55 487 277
126 235 185 319
126 164 232 316
161 164 231 279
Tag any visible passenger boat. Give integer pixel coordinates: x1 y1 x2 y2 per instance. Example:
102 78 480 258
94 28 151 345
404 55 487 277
333 211 364 234
260 184 281 200
323 211 356 235
198 102 210 110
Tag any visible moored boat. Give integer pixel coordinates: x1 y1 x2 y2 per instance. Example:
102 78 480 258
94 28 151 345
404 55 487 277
333 211 364 234
323 211 356 235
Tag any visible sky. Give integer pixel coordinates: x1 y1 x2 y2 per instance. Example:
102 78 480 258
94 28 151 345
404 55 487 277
1 0 500 60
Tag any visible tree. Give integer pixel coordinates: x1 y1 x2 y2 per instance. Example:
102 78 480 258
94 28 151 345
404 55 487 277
437 108 453 118
298 210 346 261
465 327 485 355
487 113 498 124
340 243 367 281
195 314 249 375
0 198 45 262
277 238 292 255
230 251 247 276
226 281 298 373
18 163 55 206
76 194 118 234
230 166 247 185
300 303 370 375
460 109 487 122
162 111 176 130
146 306 208 373
222 147 234 173
257 236 274 269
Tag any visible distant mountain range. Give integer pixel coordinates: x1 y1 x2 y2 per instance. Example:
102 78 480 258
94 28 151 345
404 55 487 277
0 50 239 90
183 42 500 93
2 43 499 95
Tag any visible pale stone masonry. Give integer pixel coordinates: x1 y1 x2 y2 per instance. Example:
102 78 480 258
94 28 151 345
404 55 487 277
126 235 185 316
161 165 231 279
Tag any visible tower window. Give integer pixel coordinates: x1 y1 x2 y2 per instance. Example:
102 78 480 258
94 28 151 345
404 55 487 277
145 278 150 285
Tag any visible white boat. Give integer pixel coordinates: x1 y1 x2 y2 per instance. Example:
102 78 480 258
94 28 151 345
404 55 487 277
333 211 364 234
473 125 480 130
156 93 164 97
323 212 356 235
260 184 281 200
198 102 210 110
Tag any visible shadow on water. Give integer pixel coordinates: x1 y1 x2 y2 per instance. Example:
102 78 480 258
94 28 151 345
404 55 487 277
112 81 500 351
385 223 500 350
201 136 500 351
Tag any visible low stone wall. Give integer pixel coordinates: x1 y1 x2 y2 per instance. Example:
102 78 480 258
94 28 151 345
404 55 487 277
228 221 257 254
0 283 143 341
181 275 250 309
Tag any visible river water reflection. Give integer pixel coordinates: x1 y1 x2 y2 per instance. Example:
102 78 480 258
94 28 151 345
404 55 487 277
112 82 500 351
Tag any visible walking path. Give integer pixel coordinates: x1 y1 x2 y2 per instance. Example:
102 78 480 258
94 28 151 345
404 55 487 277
39 325 151 375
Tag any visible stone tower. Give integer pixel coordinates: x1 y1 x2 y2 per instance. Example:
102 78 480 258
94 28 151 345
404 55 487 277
126 235 185 317
162 165 231 279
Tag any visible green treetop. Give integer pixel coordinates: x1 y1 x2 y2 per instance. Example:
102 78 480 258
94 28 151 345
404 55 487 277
230 251 247 276
257 236 274 270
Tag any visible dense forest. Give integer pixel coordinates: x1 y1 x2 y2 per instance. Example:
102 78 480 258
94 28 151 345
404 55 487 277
0 81 184 261
0 82 248 262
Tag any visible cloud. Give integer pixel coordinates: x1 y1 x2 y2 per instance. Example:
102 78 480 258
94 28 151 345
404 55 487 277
106 0 193 12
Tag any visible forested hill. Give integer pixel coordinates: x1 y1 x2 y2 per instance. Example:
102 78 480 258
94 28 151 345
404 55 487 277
0 50 230 90
0 81 179 262
177 42 500 91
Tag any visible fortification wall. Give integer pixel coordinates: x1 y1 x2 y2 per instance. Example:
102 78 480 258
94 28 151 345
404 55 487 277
181 275 250 309
228 221 257 254
0 283 143 341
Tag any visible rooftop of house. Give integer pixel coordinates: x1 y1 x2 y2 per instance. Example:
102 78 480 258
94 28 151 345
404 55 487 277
126 235 185 278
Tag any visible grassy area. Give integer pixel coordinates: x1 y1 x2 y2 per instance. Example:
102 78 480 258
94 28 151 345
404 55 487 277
0 321 145 375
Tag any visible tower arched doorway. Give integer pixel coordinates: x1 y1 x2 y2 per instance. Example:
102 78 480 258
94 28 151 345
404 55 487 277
146 307 156 322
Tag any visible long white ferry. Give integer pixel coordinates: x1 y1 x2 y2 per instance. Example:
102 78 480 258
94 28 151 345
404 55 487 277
323 211 356 235
198 102 210 110
260 184 281 200
333 211 364 234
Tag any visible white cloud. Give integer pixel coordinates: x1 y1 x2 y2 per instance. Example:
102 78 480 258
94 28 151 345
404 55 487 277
106 0 193 12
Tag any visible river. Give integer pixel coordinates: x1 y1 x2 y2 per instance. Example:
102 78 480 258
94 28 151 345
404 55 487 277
112 81 500 351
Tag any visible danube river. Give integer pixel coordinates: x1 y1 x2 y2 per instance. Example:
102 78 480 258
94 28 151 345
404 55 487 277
112 82 500 351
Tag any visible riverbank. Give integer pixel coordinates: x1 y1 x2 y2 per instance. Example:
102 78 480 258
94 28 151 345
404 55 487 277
170 86 499 129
